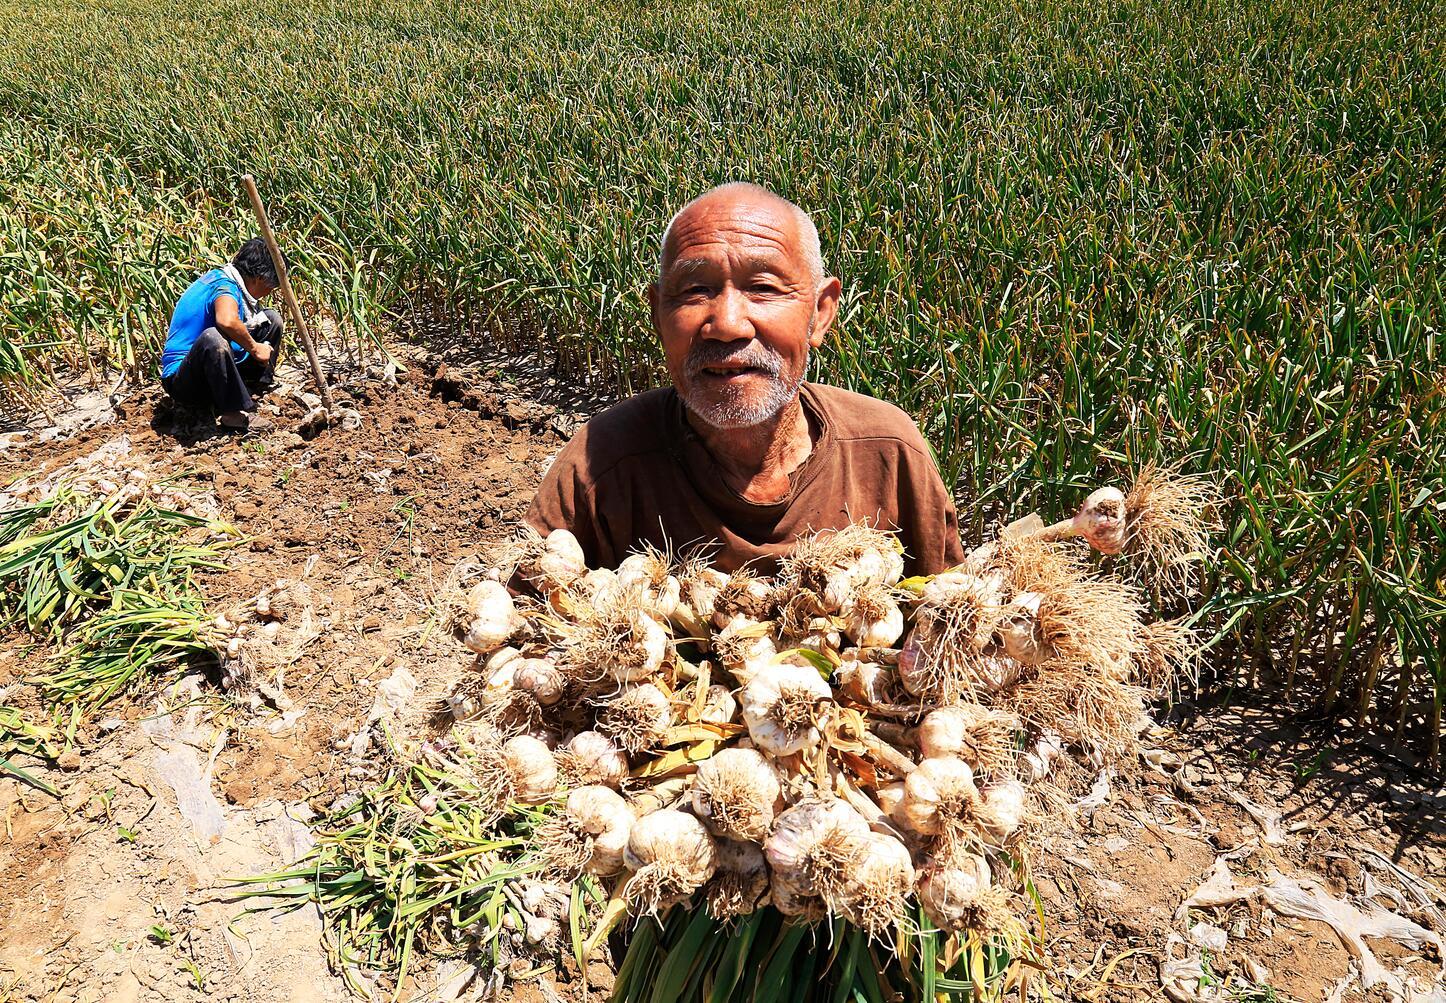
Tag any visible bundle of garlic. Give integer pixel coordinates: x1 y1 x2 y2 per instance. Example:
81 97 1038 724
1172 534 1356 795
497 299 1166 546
420 469 1213 986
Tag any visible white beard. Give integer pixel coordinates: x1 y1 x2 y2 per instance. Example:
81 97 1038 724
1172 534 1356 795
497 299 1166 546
681 316 813 430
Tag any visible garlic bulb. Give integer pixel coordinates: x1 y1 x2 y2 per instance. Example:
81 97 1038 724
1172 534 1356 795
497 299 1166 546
446 682 484 722
739 662 831 756
838 831 915 936
877 547 906 587
598 683 673 754
513 656 565 705
922 569 1004 605
546 528 586 569
798 616 843 655
769 870 826 922
617 552 681 619
898 757 982 840
896 633 924 693
484 645 523 674
979 780 1027 843
447 646 522 721
607 612 669 683
820 572 855 614
842 586 905 648
763 799 870 905
975 655 1025 693
996 591 1048 664
895 631 963 701
502 735 557 804
898 571 1011 702
921 703 1020 775
815 540 900 612
623 809 718 915
705 839 770 921
711 615 777 680
1019 732 1065 781
915 703 1016 773
524 915 557 945
918 852 993 932
462 580 521 653
564 785 633 875
875 781 907 822
917 706 971 760
836 651 896 706
1075 486 1127 555
579 567 617 598
526 529 587 593
699 683 737 725
682 567 729 624
712 573 775 628
559 731 630 788
691 747 780 841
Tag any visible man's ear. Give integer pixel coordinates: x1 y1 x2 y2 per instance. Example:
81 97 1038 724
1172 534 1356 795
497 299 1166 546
647 281 660 332
809 276 843 348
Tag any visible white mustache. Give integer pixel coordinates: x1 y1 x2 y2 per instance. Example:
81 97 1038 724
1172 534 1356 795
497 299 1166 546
684 342 784 382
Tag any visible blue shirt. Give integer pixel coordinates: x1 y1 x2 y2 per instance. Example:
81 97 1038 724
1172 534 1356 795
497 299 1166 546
160 269 251 378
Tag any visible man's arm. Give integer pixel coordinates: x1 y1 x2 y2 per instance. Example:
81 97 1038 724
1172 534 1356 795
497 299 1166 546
896 434 966 575
214 294 272 364
525 432 612 569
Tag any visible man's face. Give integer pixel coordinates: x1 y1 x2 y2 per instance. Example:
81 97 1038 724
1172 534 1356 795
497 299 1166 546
242 276 278 301
650 192 840 430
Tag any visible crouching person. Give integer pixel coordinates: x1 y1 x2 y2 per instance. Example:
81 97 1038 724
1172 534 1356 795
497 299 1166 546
160 238 286 432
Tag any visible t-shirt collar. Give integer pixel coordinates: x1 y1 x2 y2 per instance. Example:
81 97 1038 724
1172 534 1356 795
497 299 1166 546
670 382 834 514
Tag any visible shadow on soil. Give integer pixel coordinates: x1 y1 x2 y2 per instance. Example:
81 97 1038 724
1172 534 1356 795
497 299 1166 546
1170 691 1442 863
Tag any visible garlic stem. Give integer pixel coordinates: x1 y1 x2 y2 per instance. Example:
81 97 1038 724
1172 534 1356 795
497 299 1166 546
862 731 917 776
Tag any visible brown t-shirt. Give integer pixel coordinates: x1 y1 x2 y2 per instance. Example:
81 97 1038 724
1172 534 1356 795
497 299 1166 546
525 382 965 576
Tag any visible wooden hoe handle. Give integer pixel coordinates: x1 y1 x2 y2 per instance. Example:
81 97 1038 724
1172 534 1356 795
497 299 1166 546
241 174 335 413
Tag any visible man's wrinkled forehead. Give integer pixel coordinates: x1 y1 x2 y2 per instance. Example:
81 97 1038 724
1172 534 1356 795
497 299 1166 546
661 195 805 277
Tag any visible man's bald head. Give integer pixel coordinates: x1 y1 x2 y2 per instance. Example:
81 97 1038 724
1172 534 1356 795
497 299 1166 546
658 183 825 290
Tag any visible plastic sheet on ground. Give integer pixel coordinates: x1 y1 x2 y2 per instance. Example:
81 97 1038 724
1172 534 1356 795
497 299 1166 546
1174 859 1446 1001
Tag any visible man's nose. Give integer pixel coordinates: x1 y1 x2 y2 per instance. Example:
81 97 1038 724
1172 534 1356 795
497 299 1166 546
702 285 753 342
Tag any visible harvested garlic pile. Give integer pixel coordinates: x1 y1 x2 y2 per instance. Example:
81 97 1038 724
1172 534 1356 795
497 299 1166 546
434 469 1210 950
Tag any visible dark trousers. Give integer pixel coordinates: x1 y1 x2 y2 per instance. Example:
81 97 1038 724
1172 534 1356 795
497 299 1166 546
161 309 283 414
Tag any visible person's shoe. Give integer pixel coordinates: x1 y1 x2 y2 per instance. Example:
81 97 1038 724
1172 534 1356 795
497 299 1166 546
219 411 275 433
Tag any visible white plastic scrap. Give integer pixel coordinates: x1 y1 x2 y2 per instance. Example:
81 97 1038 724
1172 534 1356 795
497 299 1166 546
1223 789 1287 845
1259 872 1445 996
141 678 230 843
1174 859 1251 921
1175 860 1446 1000
1074 768 1112 816
1142 747 1184 774
344 665 418 757
1159 934 1228 1002
0 436 132 507
1355 845 1446 931
372 666 417 718
1187 922 1228 952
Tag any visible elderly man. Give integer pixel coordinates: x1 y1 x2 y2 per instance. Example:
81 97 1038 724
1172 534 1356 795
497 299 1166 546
527 182 963 576
160 238 286 432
